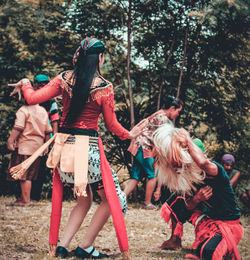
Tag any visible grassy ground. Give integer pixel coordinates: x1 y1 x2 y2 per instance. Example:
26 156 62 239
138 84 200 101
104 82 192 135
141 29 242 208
1 196 249 260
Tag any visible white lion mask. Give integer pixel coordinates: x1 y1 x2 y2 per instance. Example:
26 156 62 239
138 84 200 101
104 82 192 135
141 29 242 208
152 123 205 195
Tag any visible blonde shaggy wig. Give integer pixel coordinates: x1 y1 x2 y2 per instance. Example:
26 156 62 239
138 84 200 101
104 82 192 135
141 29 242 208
152 123 205 195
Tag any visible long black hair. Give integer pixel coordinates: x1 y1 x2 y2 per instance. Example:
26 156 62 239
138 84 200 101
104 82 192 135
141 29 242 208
163 95 183 109
64 51 101 126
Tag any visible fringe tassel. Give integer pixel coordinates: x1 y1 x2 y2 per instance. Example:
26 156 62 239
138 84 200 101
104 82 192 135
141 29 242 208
185 253 199 259
9 134 56 180
73 183 88 198
173 222 183 238
9 164 28 180
122 250 131 260
161 203 171 223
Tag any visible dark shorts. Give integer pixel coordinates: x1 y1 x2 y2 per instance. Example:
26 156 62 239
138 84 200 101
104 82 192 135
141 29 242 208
130 146 155 180
7 149 41 181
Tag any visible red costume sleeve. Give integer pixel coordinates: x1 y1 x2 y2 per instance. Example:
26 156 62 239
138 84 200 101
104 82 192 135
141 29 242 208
21 76 62 105
50 113 60 122
101 86 130 140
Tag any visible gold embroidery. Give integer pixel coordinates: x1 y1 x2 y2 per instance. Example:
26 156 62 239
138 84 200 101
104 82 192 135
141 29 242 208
60 71 74 98
90 84 114 102
59 71 113 102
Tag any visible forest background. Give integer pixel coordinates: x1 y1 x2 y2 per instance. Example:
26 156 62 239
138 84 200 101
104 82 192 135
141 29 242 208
0 0 249 212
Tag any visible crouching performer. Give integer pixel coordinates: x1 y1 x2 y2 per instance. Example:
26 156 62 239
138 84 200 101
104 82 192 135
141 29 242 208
152 124 243 260
8 37 145 259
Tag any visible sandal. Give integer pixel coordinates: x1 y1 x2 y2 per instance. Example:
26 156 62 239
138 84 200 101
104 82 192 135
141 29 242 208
75 246 109 259
55 246 69 258
144 203 157 210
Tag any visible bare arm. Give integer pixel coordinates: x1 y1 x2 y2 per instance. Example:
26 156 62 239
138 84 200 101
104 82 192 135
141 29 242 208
183 129 218 176
43 133 52 155
45 133 51 143
7 129 21 151
230 171 240 189
51 120 59 134
154 181 162 201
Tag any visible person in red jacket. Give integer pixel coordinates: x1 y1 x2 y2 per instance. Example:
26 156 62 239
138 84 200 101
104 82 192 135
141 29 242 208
8 37 145 259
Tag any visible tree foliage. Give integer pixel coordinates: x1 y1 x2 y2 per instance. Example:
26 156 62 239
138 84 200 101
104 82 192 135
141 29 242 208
0 0 249 208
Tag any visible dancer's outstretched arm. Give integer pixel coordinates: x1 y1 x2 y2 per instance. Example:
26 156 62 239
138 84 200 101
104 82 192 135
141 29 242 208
183 129 218 176
9 77 61 104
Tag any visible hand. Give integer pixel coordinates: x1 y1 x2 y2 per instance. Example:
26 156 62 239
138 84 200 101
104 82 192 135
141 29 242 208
128 118 148 139
194 186 213 203
7 143 15 151
49 244 57 257
154 190 161 201
7 139 15 151
8 78 30 100
43 148 49 156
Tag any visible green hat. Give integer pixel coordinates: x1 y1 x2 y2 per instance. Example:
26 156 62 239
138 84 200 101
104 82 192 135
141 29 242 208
193 138 206 153
34 74 50 83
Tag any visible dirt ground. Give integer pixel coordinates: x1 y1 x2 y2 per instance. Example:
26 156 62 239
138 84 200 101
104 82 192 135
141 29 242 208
0 196 249 260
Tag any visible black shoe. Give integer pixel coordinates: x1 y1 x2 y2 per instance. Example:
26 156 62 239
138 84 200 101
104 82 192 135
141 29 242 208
75 246 109 259
55 246 68 258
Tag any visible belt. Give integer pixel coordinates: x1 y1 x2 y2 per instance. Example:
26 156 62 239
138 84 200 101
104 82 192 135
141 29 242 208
59 127 98 137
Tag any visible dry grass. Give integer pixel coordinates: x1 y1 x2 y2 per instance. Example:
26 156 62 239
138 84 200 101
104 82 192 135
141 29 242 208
0 196 250 260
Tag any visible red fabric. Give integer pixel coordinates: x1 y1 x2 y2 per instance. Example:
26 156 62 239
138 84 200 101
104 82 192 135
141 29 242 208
22 73 130 249
199 237 227 260
160 202 183 238
22 79 62 105
160 202 172 223
212 220 242 260
98 138 129 252
22 74 129 140
161 196 186 224
48 139 129 252
50 113 60 122
49 168 63 245
173 222 183 238
189 211 243 260
185 254 199 259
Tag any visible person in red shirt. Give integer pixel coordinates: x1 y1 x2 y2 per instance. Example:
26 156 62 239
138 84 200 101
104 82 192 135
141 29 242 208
8 37 144 259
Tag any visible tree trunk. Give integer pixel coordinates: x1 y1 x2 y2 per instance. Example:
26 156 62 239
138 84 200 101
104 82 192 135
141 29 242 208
157 34 176 110
127 0 135 128
176 23 189 98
